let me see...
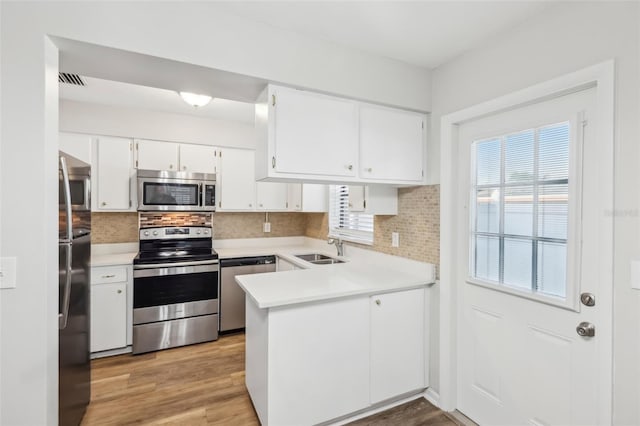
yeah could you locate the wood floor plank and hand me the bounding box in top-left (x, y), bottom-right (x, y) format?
top-left (82, 333), bottom-right (457, 426)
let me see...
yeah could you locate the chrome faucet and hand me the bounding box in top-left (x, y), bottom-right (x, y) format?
top-left (327, 237), bottom-right (344, 257)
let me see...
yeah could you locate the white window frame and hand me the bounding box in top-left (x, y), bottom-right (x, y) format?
top-left (328, 185), bottom-right (374, 245)
top-left (466, 119), bottom-right (582, 311)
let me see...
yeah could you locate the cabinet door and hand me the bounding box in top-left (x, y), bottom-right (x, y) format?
top-left (273, 86), bottom-right (358, 177)
top-left (218, 148), bottom-right (256, 211)
top-left (256, 182), bottom-right (288, 211)
top-left (90, 282), bottom-right (127, 353)
top-left (96, 137), bottom-right (133, 210)
top-left (302, 184), bottom-right (328, 212)
top-left (347, 186), bottom-right (366, 212)
top-left (60, 132), bottom-right (92, 165)
top-left (287, 184), bottom-right (302, 211)
top-left (370, 288), bottom-right (425, 403)
top-left (135, 139), bottom-right (179, 171)
top-left (359, 104), bottom-right (424, 182)
top-left (179, 144), bottom-right (217, 174)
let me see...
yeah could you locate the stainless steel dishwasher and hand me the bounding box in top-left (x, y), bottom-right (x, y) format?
top-left (219, 256), bottom-right (276, 332)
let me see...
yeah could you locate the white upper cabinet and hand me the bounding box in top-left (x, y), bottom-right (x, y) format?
top-left (256, 182), bottom-right (288, 211)
top-left (359, 104), bottom-right (425, 183)
top-left (256, 85), bottom-right (359, 181)
top-left (287, 184), bottom-right (328, 212)
top-left (179, 144), bottom-right (217, 174)
top-left (59, 132), bottom-right (92, 165)
top-left (348, 185), bottom-right (397, 215)
top-left (256, 84), bottom-right (427, 185)
top-left (94, 136), bottom-right (134, 211)
top-left (217, 148), bottom-right (256, 211)
top-left (135, 139), bottom-right (179, 171)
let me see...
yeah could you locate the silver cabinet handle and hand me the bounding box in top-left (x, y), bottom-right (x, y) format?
top-left (259, 204), bottom-right (263, 207)
top-left (101, 201), bottom-right (107, 206)
top-left (375, 299), bottom-right (381, 306)
top-left (169, 164), bottom-right (173, 169)
top-left (117, 289), bottom-right (122, 294)
top-left (365, 167), bottom-right (373, 172)
top-left (102, 274), bottom-right (116, 279)
top-left (183, 165), bottom-right (187, 170)
top-left (346, 164), bottom-right (353, 171)
top-left (249, 203), bottom-right (253, 207)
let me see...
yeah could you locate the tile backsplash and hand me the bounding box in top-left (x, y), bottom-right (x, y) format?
top-left (139, 213), bottom-right (212, 228)
top-left (91, 186), bottom-right (440, 272)
top-left (305, 185), bottom-right (440, 270)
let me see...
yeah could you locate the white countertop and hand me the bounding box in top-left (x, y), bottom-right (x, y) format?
top-left (90, 242), bottom-right (138, 267)
top-left (234, 241), bottom-right (436, 309)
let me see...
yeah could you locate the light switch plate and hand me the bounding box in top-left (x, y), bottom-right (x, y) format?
top-left (0, 257), bottom-right (17, 289)
top-left (391, 232), bottom-right (399, 248)
top-left (630, 260), bottom-right (640, 290)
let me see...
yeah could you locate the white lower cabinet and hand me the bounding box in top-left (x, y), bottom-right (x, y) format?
top-left (90, 265), bottom-right (132, 354)
top-left (245, 287), bottom-right (426, 425)
top-left (370, 288), bottom-right (425, 403)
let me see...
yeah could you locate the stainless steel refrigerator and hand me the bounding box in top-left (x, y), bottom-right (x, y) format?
top-left (59, 152), bottom-right (91, 426)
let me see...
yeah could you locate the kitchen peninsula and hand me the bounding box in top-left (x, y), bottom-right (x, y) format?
top-left (236, 247), bottom-right (435, 425)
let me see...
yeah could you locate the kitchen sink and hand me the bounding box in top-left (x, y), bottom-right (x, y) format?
top-left (294, 253), bottom-right (345, 265)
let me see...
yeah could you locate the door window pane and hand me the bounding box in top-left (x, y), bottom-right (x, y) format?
top-left (470, 122), bottom-right (570, 301)
top-left (504, 186), bottom-right (533, 236)
top-left (476, 139), bottom-right (501, 186)
top-left (476, 188), bottom-right (500, 234)
top-left (537, 241), bottom-right (567, 298)
top-left (505, 130), bottom-right (534, 183)
top-left (474, 236), bottom-right (499, 283)
top-left (503, 239), bottom-right (533, 290)
top-left (538, 184), bottom-right (568, 240)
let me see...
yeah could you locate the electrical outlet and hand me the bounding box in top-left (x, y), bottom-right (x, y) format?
top-left (0, 257), bottom-right (17, 289)
top-left (263, 222), bottom-right (271, 233)
top-left (391, 232), bottom-right (399, 248)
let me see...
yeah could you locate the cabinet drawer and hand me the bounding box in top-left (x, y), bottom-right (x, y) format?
top-left (92, 266), bottom-right (128, 284)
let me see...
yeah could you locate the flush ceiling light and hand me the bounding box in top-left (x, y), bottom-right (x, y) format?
top-left (179, 91), bottom-right (212, 107)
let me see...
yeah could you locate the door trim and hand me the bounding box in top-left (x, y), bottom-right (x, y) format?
top-left (439, 60), bottom-right (614, 424)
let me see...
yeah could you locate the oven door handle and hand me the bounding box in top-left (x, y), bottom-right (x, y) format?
top-left (134, 261), bottom-right (219, 278)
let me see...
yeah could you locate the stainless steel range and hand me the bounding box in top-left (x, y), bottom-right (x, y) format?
top-left (132, 226), bottom-right (219, 354)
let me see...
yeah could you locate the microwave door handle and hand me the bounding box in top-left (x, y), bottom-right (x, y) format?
top-left (59, 156), bottom-right (73, 241)
top-left (199, 183), bottom-right (203, 208)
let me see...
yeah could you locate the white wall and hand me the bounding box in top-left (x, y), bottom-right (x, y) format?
top-left (429, 2), bottom-right (639, 424)
top-left (60, 100), bottom-right (256, 149)
top-left (0, 2), bottom-right (431, 424)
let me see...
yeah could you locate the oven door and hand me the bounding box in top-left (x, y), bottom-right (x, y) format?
top-left (133, 261), bottom-right (219, 325)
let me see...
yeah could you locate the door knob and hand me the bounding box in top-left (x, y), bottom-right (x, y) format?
top-left (576, 322), bottom-right (595, 337)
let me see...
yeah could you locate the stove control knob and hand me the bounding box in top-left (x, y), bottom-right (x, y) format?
top-left (153, 231), bottom-right (158, 236)
top-left (204, 230), bottom-right (209, 234)
top-left (197, 230), bottom-right (201, 235)
top-left (143, 231), bottom-right (149, 237)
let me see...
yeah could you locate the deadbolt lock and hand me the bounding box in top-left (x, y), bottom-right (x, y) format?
top-left (576, 321), bottom-right (596, 337)
top-left (580, 292), bottom-right (596, 307)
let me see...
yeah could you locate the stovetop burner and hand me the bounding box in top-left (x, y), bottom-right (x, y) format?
top-left (133, 226), bottom-right (218, 266)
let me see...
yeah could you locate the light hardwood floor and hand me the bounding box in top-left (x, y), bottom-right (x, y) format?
top-left (82, 333), bottom-right (459, 425)
top-left (82, 333), bottom-right (259, 425)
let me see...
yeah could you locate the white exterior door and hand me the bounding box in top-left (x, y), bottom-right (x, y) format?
top-left (456, 88), bottom-right (608, 425)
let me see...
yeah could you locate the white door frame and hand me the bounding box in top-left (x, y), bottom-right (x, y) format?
top-left (439, 60), bottom-right (615, 423)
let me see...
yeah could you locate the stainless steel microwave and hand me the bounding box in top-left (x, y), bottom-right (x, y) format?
top-left (58, 152), bottom-right (91, 212)
top-left (137, 169), bottom-right (216, 212)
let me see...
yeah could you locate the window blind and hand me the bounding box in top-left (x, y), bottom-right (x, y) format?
top-left (328, 185), bottom-right (374, 244)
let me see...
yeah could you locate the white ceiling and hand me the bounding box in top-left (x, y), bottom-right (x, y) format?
top-left (59, 77), bottom-right (256, 124)
top-left (217, 1), bottom-right (550, 69)
top-left (59, 2), bottom-right (551, 122)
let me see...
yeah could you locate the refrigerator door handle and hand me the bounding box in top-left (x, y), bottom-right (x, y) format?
top-left (59, 243), bottom-right (73, 330)
top-left (59, 156), bottom-right (73, 242)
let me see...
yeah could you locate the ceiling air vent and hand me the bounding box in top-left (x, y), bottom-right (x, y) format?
top-left (58, 73), bottom-right (85, 86)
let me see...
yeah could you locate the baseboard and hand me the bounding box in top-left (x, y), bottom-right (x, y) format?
top-left (424, 387), bottom-right (440, 407)
top-left (325, 389), bottom-right (426, 425)
top-left (90, 346), bottom-right (132, 359)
